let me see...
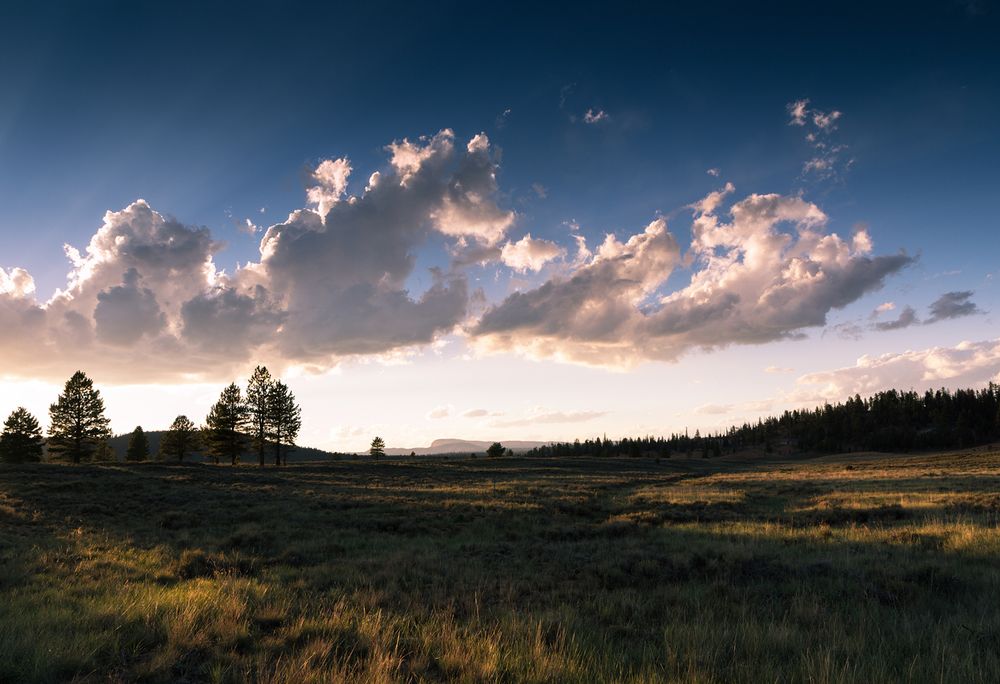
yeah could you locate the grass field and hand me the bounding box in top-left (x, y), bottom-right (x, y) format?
top-left (1, 448), bottom-right (999, 683)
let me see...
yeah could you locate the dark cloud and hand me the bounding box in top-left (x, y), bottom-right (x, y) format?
top-left (873, 305), bottom-right (919, 331)
top-left (926, 291), bottom-right (981, 323)
top-left (93, 268), bottom-right (166, 346)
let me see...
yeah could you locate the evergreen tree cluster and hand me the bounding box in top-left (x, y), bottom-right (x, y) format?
top-left (526, 385), bottom-right (1000, 459)
top-left (0, 365), bottom-right (302, 465)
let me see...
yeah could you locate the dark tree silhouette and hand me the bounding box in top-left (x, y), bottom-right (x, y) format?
top-left (486, 442), bottom-right (505, 458)
top-left (160, 415), bottom-right (199, 463)
top-left (268, 380), bottom-right (302, 466)
top-left (524, 384), bottom-right (1000, 459)
top-left (370, 436), bottom-right (385, 458)
top-left (204, 383), bottom-right (248, 465)
top-left (0, 407), bottom-right (44, 463)
top-left (47, 371), bottom-right (111, 463)
top-left (246, 366), bottom-right (273, 467)
top-left (93, 440), bottom-right (115, 461)
top-left (126, 426), bottom-right (149, 462)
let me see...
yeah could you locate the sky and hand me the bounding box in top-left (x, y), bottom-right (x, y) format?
top-left (1, 1), bottom-right (999, 452)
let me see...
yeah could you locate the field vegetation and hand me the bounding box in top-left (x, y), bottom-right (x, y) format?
top-left (2, 448), bottom-right (999, 682)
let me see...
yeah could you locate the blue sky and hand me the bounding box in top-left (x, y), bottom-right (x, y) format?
top-left (1, 1), bottom-right (998, 449)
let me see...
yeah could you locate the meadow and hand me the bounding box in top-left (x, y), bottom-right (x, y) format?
top-left (1, 448), bottom-right (999, 683)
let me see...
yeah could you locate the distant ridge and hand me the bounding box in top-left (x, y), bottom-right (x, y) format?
top-left (102, 433), bottom-right (548, 460)
top-left (384, 438), bottom-right (549, 456)
top-left (105, 431), bottom-right (337, 462)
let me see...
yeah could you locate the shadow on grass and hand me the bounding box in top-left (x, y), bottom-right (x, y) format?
top-left (1, 456), bottom-right (999, 682)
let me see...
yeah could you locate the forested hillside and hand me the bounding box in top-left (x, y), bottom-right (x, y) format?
top-left (528, 385), bottom-right (1000, 459)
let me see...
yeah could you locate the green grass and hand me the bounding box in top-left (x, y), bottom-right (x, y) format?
top-left (1, 449), bottom-right (999, 682)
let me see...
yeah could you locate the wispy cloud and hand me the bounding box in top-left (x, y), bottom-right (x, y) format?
top-left (787, 98), bottom-right (851, 181)
top-left (491, 409), bottom-right (608, 428)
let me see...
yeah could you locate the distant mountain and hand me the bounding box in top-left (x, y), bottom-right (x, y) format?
top-left (105, 431), bottom-right (338, 463)
top-left (384, 438), bottom-right (549, 456)
top-left (101, 432), bottom-right (548, 461)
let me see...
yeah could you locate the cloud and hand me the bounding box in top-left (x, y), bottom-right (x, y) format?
top-left (795, 338), bottom-right (1000, 401)
top-left (695, 399), bottom-right (774, 416)
top-left (583, 108), bottom-right (609, 124)
top-left (93, 268), bottom-right (166, 346)
top-left (426, 405), bottom-right (451, 419)
top-left (787, 99), bottom-right (851, 181)
top-left (695, 403), bottom-right (732, 415)
top-left (873, 305), bottom-right (918, 331)
top-left (500, 234), bottom-right (565, 273)
top-left (531, 183), bottom-right (547, 199)
top-left (872, 301), bottom-right (895, 317)
top-left (706, 168), bottom-right (720, 177)
top-left (0, 129), bottom-right (516, 382)
top-left (812, 109), bottom-right (842, 132)
top-left (426, 132), bottom-right (516, 245)
top-left (306, 158), bottom-right (352, 216)
top-left (472, 187), bottom-right (913, 367)
top-left (491, 409), bottom-right (608, 428)
top-left (238, 218), bottom-right (260, 235)
top-left (0, 267), bottom-right (35, 297)
top-left (926, 291), bottom-right (982, 324)
top-left (787, 99), bottom-right (810, 126)
top-left (461, 408), bottom-right (489, 418)
top-left (765, 365), bottom-right (794, 374)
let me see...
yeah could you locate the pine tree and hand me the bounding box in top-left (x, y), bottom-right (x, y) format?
top-left (93, 439), bottom-right (115, 461)
top-left (268, 380), bottom-right (302, 466)
top-left (370, 436), bottom-right (385, 458)
top-left (0, 407), bottom-right (44, 463)
top-left (246, 366), bottom-right (273, 466)
top-left (126, 426), bottom-right (149, 461)
top-left (204, 383), bottom-right (248, 465)
top-left (160, 415), bottom-right (199, 463)
top-left (486, 442), bottom-right (505, 458)
top-left (47, 371), bottom-right (111, 463)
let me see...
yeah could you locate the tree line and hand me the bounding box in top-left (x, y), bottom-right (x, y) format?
top-left (525, 384), bottom-right (1000, 459)
top-left (0, 366), bottom-right (301, 465)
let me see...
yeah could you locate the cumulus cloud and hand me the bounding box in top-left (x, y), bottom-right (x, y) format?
top-left (0, 267), bottom-right (35, 297)
top-left (0, 129), bottom-right (516, 381)
top-left (926, 291), bottom-right (981, 324)
top-left (500, 234), bottom-right (565, 273)
top-left (472, 187), bottom-right (913, 367)
top-left (93, 268), bottom-right (166, 346)
top-left (306, 158), bottom-right (352, 216)
top-left (795, 338), bottom-right (1000, 401)
top-left (425, 132), bottom-right (516, 245)
top-left (0, 127), bottom-right (926, 384)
